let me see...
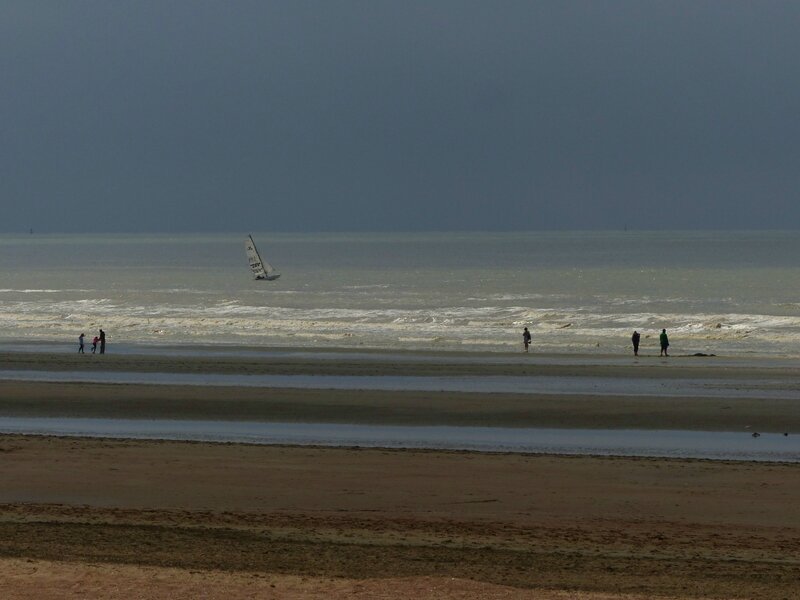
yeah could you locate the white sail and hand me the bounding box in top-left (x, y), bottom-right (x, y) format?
top-left (245, 235), bottom-right (280, 280)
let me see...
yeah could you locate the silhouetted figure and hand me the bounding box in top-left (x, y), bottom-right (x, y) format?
top-left (659, 329), bottom-right (669, 357)
top-left (91, 336), bottom-right (98, 354)
top-left (99, 328), bottom-right (106, 354)
top-left (631, 331), bottom-right (640, 356)
top-left (522, 327), bottom-right (532, 353)
top-left (78, 333), bottom-right (85, 354)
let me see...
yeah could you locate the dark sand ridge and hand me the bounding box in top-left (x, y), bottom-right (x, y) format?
top-left (1, 381), bottom-right (800, 432)
top-left (0, 436), bottom-right (798, 599)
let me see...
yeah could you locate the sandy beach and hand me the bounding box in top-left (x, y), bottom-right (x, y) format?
top-left (0, 350), bottom-right (798, 598)
top-left (7, 0), bottom-right (800, 594)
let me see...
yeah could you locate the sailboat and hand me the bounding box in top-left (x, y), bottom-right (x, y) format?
top-left (245, 234), bottom-right (281, 281)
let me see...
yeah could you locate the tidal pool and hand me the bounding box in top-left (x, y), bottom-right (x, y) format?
top-left (0, 417), bottom-right (796, 462)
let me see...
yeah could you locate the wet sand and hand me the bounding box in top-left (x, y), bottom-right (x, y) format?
top-left (0, 349), bottom-right (798, 598)
top-left (3, 349), bottom-right (800, 381)
top-left (1, 349), bottom-right (800, 431)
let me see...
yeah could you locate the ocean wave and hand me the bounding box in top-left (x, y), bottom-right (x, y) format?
top-left (5, 301), bottom-right (800, 330)
top-left (776, 303), bottom-right (800, 311)
top-left (470, 293), bottom-right (558, 302)
top-left (4, 298), bottom-right (800, 356)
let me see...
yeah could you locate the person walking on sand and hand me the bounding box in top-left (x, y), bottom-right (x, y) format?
top-left (659, 328), bottom-right (669, 357)
top-left (91, 335), bottom-right (98, 354)
top-left (78, 333), bottom-right (85, 354)
top-left (99, 328), bottom-right (106, 354)
top-left (522, 327), bottom-right (532, 353)
top-left (631, 330), bottom-right (640, 356)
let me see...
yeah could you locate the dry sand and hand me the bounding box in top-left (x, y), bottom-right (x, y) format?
top-left (0, 436), bottom-right (798, 599)
top-left (0, 350), bottom-right (798, 598)
top-left (0, 558), bottom-right (694, 600)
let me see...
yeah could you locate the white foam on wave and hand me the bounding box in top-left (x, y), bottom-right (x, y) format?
top-left (4, 291), bottom-right (800, 355)
top-left (471, 293), bottom-right (559, 302)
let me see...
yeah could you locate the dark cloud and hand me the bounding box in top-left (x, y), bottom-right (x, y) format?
top-left (2, 1), bottom-right (799, 232)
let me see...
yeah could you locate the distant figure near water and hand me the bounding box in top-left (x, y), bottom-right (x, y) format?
top-left (631, 331), bottom-right (640, 356)
top-left (91, 336), bottom-right (98, 354)
top-left (78, 333), bottom-right (85, 354)
top-left (99, 328), bottom-right (106, 354)
top-left (659, 329), bottom-right (669, 357)
top-left (522, 327), bottom-right (532, 353)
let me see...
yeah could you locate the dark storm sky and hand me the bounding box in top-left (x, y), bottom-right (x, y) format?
top-left (2, 1), bottom-right (799, 232)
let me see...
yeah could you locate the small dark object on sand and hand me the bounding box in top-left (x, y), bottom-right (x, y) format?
top-left (752, 432), bottom-right (760, 438)
top-left (692, 353), bottom-right (716, 357)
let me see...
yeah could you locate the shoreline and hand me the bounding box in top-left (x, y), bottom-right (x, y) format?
top-left (4, 335), bottom-right (800, 363)
top-left (2, 348), bottom-right (800, 379)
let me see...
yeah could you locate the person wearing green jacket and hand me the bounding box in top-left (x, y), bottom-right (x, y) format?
top-left (659, 329), bottom-right (670, 357)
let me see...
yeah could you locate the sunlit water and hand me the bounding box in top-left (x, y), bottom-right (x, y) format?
top-left (0, 369), bottom-right (797, 400)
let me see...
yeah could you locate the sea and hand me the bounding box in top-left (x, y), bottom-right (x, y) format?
top-left (1, 230), bottom-right (799, 357)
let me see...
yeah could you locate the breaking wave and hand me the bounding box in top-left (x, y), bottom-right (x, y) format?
top-left (3, 298), bottom-right (800, 356)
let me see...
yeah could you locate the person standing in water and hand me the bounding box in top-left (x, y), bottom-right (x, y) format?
top-left (78, 333), bottom-right (85, 354)
top-left (99, 328), bottom-right (106, 354)
top-left (659, 328), bottom-right (669, 357)
top-left (631, 330), bottom-right (640, 356)
top-left (522, 327), bottom-right (532, 352)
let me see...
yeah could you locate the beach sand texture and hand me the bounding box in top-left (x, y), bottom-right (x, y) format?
top-left (0, 351), bottom-right (798, 598)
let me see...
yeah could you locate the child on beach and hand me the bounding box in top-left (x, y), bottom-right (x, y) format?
top-left (522, 327), bottom-right (532, 352)
top-left (78, 333), bottom-right (85, 354)
top-left (91, 336), bottom-right (99, 354)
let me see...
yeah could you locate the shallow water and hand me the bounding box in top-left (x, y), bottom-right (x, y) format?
top-left (0, 417), bottom-right (795, 462)
top-left (0, 368), bottom-right (797, 399)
